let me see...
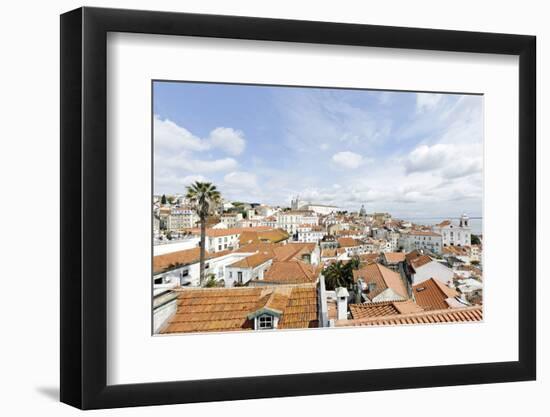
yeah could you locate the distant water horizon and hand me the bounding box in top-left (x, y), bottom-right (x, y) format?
top-left (399, 216), bottom-right (483, 235)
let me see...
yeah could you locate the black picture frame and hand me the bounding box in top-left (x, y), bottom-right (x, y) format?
top-left (60, 6), bottom-right (536, 410)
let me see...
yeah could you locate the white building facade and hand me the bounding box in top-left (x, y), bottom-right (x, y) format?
top-left (166, 207), bottom-right (199, 231)
top-left (410, 261), bottom-right (455, 286)
top-left (276, 210), bottom-right (318, 235)
top-left (296, 225), bottom-right (327, 243)
top-left (399, 231), bottom-right (443, 254)
top-left (432, 214), bottom-right (472, 247)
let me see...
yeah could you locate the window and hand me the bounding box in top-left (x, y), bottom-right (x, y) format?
top-left (258, 314), bottom-right (274, 330)
top-left (238, 271), bottom-right (243, 283)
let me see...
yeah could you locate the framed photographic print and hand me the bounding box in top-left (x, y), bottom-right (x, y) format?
top-left (60, 6), bottom-right (536, 410)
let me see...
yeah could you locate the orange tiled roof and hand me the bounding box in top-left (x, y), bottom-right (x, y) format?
top-left (237, 242), bottom-right (316, 263)
top-left (442, 246), bottom-right (470, 256)
top-left (413, 278), bottom-right (459, 310)
top-left (383, 252), bottom-right (406, 264)
top-left (338, 237), bottom-right (361, 248)
top-left (239, 228), bottom-right (289, 245)
top-left (262, 260), bottom-right (320, 284)
top-left (153, 248), bottom-right (230, 274)
top-left (350, 300), bottom-right (423, 319)
top-left (336, 305), bottom-right (483, 327)
top-left (405, 249), bottom-right (423, 262)
top-left (161, 284), bottom-right (318, 333)
top-left (358, 253), bottom-right (381, 264)
top-left (352, 263), bottom-right (408, 300)
top-left (410, 255), bottom-right (433, 270)
top-left (228, 252), bottom-right (273, 269)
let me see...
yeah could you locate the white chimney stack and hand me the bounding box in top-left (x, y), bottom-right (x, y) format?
top-left (335, 287), bottom-right (349, 320)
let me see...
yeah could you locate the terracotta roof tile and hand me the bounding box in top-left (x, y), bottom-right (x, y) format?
top-left (358, 253), bottom-right (381, 263)
top-left (237, 242), bottom-right (317, 263)
top-left (153, 248), bottom-right (230, 274)
top-left (405, 249), bottom-right (424, 262)
top-left (338, 237), bottom-right (362, 247)
top-left (413, 278), bottom-right (459, 310)
top-left (262, 260), bottom-right (320, 284)
top-left (337, 305), bottom-right (482, 327)
top-left (228, 252), bottom-right (273, 269)
top-left (410, 255), bottom-right (433, 270)
top-left (352, 263), bottom-right (408, 300)
top-left (350, 300), bottom-right (423, 319)
top-left (161, 284), bottom-right (318, 334)
top-left (239, 228), bottom-right (289, 245)
top-left (383, 252), bottom-right (406, 264)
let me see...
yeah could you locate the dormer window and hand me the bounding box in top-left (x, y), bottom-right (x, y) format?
top-left (258, 314), bottom-right (274, 330)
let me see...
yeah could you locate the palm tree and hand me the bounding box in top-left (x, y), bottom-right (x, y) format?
top-left (185, 181), bottom-right (221, 286)
top-left (323, 258), bottom-right (361, 290)
top-left (323, 261), bottom-right (350, 290)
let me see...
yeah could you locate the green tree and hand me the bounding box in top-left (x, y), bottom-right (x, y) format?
top-left (471, 234), bottom-right (481, 245)
top-left (204, 274), bottom-right (218, 288)
top-left (161, 194), bottom-right (167, 205)
top-left (323, 260), bottom-right (360, 291)
top-left (186, 182), bottom-right (221, 286)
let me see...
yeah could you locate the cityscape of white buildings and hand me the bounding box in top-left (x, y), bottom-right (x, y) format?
top-left (152, 193), bottom-right (483, 334)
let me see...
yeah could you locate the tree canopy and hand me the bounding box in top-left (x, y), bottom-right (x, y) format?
top-left (185, 182), bottom-right (221, 220)
top-left (323, 257), bottom-right (361, 291)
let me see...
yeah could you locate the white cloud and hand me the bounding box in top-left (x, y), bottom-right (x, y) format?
top-left (275, 89), bottom-right (392, 153)
top-left (404, 143), bottom-right (482, 179)
top-left (154, 116), bottom-right (209, 153)
top-left (416, 93), bottom-right (443, 113)
top-left (155, 116), bottom-right (247, 156)
top-left (224, 171), bottom-right (258, 189)
top-left (441, 159), bottom-right (483, 179)
top-left (332, 151), bottom-right (364, 169)
top-left (181, 175), bottom-right (207, 185)
top-left (208, 127), bottom-right (246, 156)
top-left (404, 144), bottom-right (451, 173)
top-left (185, 158), bottom-right (239, 173)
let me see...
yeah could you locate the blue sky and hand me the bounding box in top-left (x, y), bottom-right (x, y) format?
top-left (153, 81), bottom-right (483, 218)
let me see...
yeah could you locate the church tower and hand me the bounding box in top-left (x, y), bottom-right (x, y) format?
top-left (460, 213), bottom-right (469, 228)
top-left (291, 195), bottom-right (300, 211)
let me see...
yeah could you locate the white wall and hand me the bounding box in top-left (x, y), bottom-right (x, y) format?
top-left (412, 262), bottom-right (455, 286)
top-left (0, 1), bottom-right (547, 417)
top-left (225, 259), bottom-right (272, 286)
top-left (153, 238), bottom-right (200, 256)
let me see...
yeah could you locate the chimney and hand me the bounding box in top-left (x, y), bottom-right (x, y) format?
top-left (335, 287), bottom-right (349, 320)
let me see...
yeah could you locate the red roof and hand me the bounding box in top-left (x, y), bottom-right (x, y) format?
top-left (337, 306), bottom-right (483, 327)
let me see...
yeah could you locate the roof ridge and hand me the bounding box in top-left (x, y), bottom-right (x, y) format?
top-left (343, 305), bottom-right (482, 324)
top-left (431, 277), bottom-right (458, 298)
